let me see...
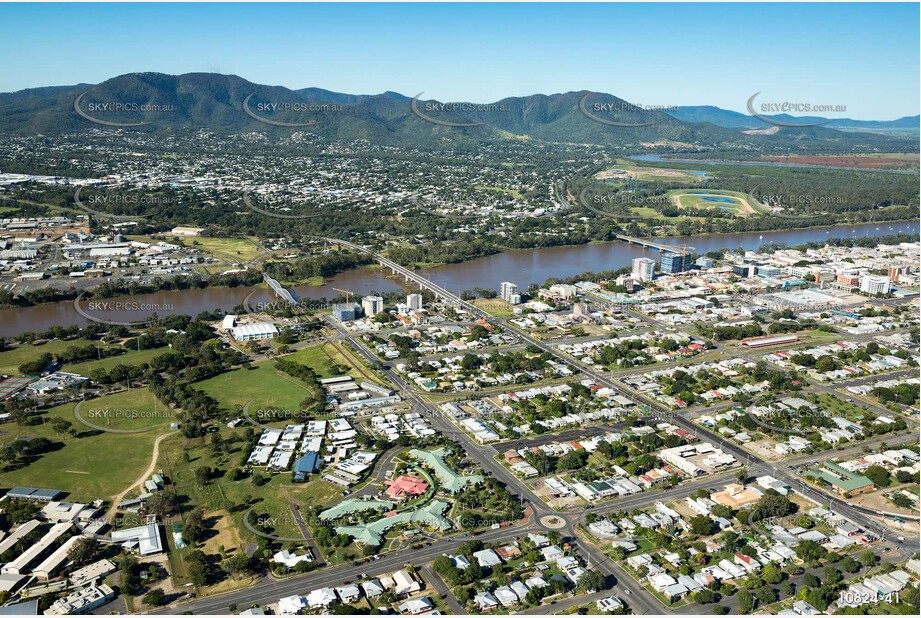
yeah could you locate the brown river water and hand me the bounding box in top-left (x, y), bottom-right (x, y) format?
top-left (1, 220), bottom-right (916, 338)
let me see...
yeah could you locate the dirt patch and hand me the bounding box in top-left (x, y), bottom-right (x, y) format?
top-left (201, 509), bottom-right (244, 556)
top-left (739, 438), bottom-right (787, 462)
top-left (849, 485), bottom-right (919, 516)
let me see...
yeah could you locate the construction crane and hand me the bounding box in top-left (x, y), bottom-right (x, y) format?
top-left (333, 287), bottom-right (355, 303)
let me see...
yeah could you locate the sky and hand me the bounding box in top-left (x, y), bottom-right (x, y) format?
top-left (1, 2), bottom-right (918, 120)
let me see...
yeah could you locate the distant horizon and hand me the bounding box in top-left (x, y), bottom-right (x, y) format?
top-left (0, 3), bottom-right (918, 120)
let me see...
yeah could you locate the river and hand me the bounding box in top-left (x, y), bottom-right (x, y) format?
top-left (1, 220), bottom-right (917, 338)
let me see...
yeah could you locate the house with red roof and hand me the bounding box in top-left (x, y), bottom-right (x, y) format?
top-left (384, 475), bottom-right (429, 499)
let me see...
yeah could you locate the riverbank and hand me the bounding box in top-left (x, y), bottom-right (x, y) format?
top-left (1, 219), bottom-right (917, 338)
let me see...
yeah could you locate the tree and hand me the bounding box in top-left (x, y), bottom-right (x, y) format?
top-left (224, 552), bottom-right (254, 576)
top-left (752, 492), bottom-right (792, 521)
top-left (795, 540), bottom-right (827, 564)
top-left (556, 450), bottom-right (587, 472)
top-left (755, 586), bottom-right (778, 604)
top-left (143, 589), bottom-right (167, 606)
top-left (737, 589), bottom-right (755, 613)
top-left (761, 562), bottom-right (783, 584)
top-left (840, 556), bottom-right (860, 573)
top-left (183, 507), bottom-right (207, 545)
top-left (863, 465), bottom-right (891, 488)
top-left (859, 550), bottom-right (878, 568)
top-left (577, 570), bottom-right (605, 593)
top-left (694, 589), bottom-right (718, 604)
top-left (146, 492), bottom-right (177, 517)
top-left (737, 467), bottom-right (748, 484)
top-left (689, 515), bottom-right (715, 536)
top-left (194, 466), bottom-right (213, 485)
top-left (50, 417), bottom-right (75, 438)
top-left (68, 537), bottom-right (96, 565)
top-left (823, 566), bottom-right (842, 585)
top-left (901, 584), bottom-right (919, 610)
top-left (185, 550), bottom-right (211, 588)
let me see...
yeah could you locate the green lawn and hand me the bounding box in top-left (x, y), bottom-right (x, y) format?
top-left (76, 388), bottom-right (175, 432)
top-left (0, 339), bottom-right (92, 375)
top-left (0, 393), bottom-right (166, 502)
top-left (284, 342), bottom-right (375, 382)
top-left (282, 344), bottom-right (345, 379)
top-left (791, 329), bottom-right (842, 347)
top-left (470, 298), bottom-right (517, 318)
top-left (670, 189), bottom-right (754, 216)
top-left (66, 346), bottom-right (167, 376)
top-left (0, 340), bottom-right (166, 377)
top-left (475, 185), bottom-right (523, 199)
top-left (813, 392), bottom-right (873, 423)
top-left (183, 237), bottom-right (263, 262)
top-left (194, 362), bottom-right (318, 412)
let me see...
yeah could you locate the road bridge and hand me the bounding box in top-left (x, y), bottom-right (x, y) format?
top-left (615, 234), bottom-right (694, 252)
top-left (263, 273), bottom-right (297, 304)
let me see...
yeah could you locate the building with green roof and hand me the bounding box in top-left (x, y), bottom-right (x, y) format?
top-left (805, 462), bottom-right (874, 498)
top-left (408, 448), bottom-right (484, 493)
top-left (318, 498), bottom-right (395, 521)
top-left (335, 500), bottom-right (453, 546)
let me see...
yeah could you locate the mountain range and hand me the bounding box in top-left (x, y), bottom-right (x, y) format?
top-left (668, 105), bottom-right (919, 132)
top-left (0, 72), bottom-right (915, 151)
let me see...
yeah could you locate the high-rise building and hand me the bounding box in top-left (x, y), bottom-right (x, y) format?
top-left (361, 295), bottom-right (384, 316)
top-left (406, 293), bottom-right (423, 310)
top-left (889, 264), bottom-right (910, 281)
top-left (660, 252), bottom-right (692, 275)
top-left (631, 257), bottom-right (656, 282)
top-left (859, 275), bottom-right (891, 295)
top-left (500, 282), bottom-right (520, 304)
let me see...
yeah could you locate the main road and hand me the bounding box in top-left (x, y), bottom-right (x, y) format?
top-left (163, 238), bottom-right (914, 614)
top-left (329, 237), bottom-right (918, 552)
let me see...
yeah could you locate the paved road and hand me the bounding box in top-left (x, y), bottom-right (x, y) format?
top-left (162, 242), bottom-right (918, 614)
top-left (420, 564), bottom-right (465, 614)
top-left (325, 239), bottom-right (920, 589)
top-left (158, 524), bottom-right (532, 614)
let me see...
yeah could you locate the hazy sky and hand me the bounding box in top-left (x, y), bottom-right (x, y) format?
top-left (1, 2), bottom-right (918, 119)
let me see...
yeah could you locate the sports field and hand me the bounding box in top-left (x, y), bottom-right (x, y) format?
top-left (0, 390), bottom-right (166, 502)
top-left (0, 339), bottom-right (168, 376)
top-left (0, 339), bottom-right (91, 375)
top-left (194, 361), bottom-right (319, 412)
top-left (183, 236), bottom-right (263, 262)
top-left (75, 387), bottom-right (174, 432)
top-left (671, 189), bottom-right (757, 216)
